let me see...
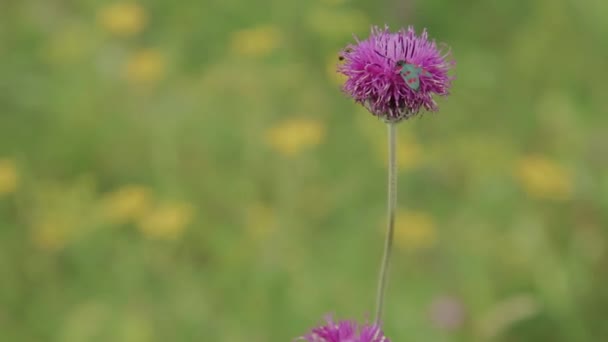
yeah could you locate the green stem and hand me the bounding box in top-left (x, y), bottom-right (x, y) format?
top-left (374, 122), bottom-right (397, 326)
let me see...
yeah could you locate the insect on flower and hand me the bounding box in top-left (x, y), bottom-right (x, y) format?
top-left (373, 50), bottom-right (431, 92)
top-left (337, 26), bottom-right (454, 122)
top-left (338, 48), bottom-right (352, 62)
top-left (396, 60), bottom-right (432, 91)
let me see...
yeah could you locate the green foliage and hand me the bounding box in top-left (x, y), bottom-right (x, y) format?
top-left (1, 0), bottom-right (608, 341)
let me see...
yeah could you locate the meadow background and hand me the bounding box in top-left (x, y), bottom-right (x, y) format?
top-left (1, 0), bottom-right (607, 341)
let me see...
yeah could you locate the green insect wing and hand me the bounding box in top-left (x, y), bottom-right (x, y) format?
top-left (399, 63), bottom-right (429, 91)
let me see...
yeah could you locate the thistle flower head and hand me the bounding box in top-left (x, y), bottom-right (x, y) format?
top-left (297, 317), bottom-right (389, 342)
top-left (338, 25), bottom-right (454, 122)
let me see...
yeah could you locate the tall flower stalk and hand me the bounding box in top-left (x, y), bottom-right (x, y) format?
top-left (296, 25), bottom-right (454, 341)
top-left (374, 122), bottom-right (398, 325)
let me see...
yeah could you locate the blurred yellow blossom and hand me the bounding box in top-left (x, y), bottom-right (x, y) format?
top-left (231, 25), bottom-right (282, 58)
top-left (515, 155), bottom-right (572, 200)
top-left (0, 159), bottom-right (18, 195)
top-left (393, 210), bottom-right (437, 251)
top-left (265, 118), bottom-right (325, 157)
top-left (326, 54), bottom-right (347, 85)
top-left (98, 3), bottom-right (147, 37)
top-left (28, 177), bottom-right (98, 251)
top-left (137, 201), bottom-right (194, 240)
top-left (245, 203), bottom-right (277, 241)
top-left (125, 49), bottom-right (166, 85)
top-left (31, 221), bottom-right (71, 252)
top-left (101, 185), bottom-right (152, 224)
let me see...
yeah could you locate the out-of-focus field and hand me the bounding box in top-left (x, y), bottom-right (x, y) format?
top-left (1, 0), bottom-right (607, 341)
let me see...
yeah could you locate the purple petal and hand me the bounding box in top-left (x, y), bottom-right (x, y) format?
top-left (338, 25), bottom-right (455, 122)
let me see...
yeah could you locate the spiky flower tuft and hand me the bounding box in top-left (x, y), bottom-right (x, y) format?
top-left (338, 25), bottom-right (454, 122)
top-left (297, 317), bottom-right (390, 342)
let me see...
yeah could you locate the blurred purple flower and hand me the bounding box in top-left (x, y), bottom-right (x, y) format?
top-left (338, 25), bottom-right (454, 122)
top-left (428, 295), bottom-right (466, 331)
top-left (297, 317), bottom-right (389, 342)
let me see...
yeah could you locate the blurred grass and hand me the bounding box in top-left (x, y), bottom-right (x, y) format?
top-left (1, 0), bottom-right (608, 341)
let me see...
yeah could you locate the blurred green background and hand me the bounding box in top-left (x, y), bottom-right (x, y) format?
top-left (1, 0), bottom-right (607, 341)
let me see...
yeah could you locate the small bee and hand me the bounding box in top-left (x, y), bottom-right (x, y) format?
top-left (338, 48), bottom-right (353, 61)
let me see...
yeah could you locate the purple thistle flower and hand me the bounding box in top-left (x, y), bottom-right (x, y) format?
top-left (297, 317), bottom-right (390, 342)
top-left (338, 25), bottom-right (455, 122)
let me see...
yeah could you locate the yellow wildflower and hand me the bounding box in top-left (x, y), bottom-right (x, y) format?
top-left (516, 155), bottom-right (572, 200)
top-left (98, 3), bottom-right (147, 37)
top-left (137, 201), bottom-right (194, 240)
top-left (230, 25), bottom-right (282, 58)
top-left (245, 203), bottom-right (277, 241)
top-left (101, 185), bottom-right (152, 224)
top-left (393, 210), bottom-right (437, 251)
top-left (31, 221), bottom-right (70, 252)
top-left (0, 159), bottom-right (18, 195)
top-left (265, 118), bottom-right (325, 157)
top-left (27, 177), bottom-right (98, 251)
top-left (125, 49), bottom-right (166, 85)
